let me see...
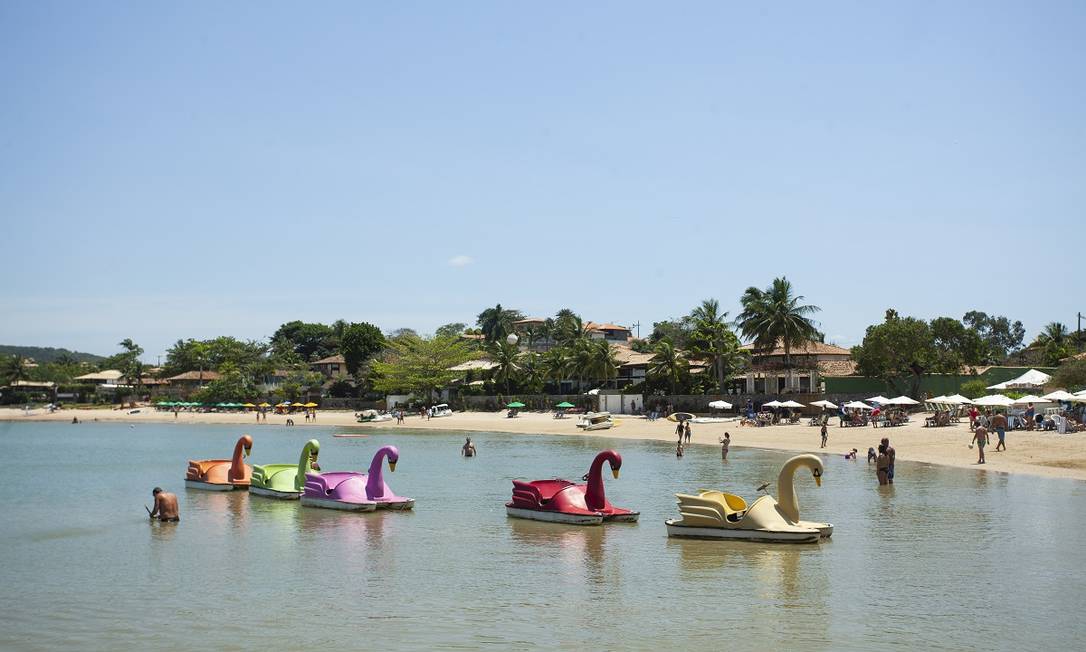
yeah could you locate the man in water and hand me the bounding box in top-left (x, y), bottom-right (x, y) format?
top-left (880, 437), bottom-right (896, 484)
top-left (719, 432), bottom-right (730, 460)
top-left (462, 437), bottom-right (477, 457)
top-left (149, 487), bottom-right (179, 522)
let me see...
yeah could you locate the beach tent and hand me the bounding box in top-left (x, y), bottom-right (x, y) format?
top-left (888, 396), bottom-right (920, 406)
top-left (1041, 390), bottom-right (1076, 401)
top-left (708, 400), bottom-right (733, 410)
top-left (843, 401), bottom-right (873, 410)
top-left (987, 369), bottom-right (1052, 390)
top-left (972, 394), bottom-right (1015, 407)
top-left (866, 396), bottom-right (891, 404)
top-left (780, 400), bottom-right (805, 408)
top-left (810, 399), bottom-right (838, 409)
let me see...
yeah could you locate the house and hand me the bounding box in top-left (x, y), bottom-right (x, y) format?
top-left (74, 370), bottom-right (125, 386)
top-left (310, 355), bottom-right (347, 379)
top-left (586, 322), bottom-right (634, 344)
top-left (165, 370), bottom-right (221, 397)
top-left (612, 344), bottom-right (653, 389)
top-left (1, 380), bottom-right (57, 401)
top-left (736, 340), bottom-right (854, 394)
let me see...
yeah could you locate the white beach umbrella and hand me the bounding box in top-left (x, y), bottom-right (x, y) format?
top-left (945, 394), bottom-right (973, 404)
top-left (866, 395), bottom-right (892, 404)
top-left (1067, 394), bottom-right (1086, 403)
top-left (762, 400), bottom-right (783, 408)
top-left (708, 400), bottom-right (732, 410)
top-left (1011, 395), bottom-right (1049, 405)
top-left (844, 401), bottom-right (873, 410)
top-left (988, 369), bottom-right (1052, 390)
top-left (927, 395), bottom-right (954, 405)
top-left (888, 395), bottom-right (920, 405)
top-left (1042, 390), bottom-right (1076, 401)
top-left (1075, 389), bottom-right (1086, 396)
top-left (810, 399), bottom-right (838, 409)
top-left (780, 400), bottom-right (806, 408)
top-left (972, 394), bottom-right (1015, 407)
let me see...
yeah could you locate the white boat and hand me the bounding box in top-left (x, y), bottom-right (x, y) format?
top-left (665, 520), bottom-right (821, 543)
top-left (505, 506), bottom-right (604, 525)
top-left (356, 409), bottom-right (393, 423)
top-left (576, 412), bottom-right (615, 431)
top-left (430, 404), bottom-right (454, 418)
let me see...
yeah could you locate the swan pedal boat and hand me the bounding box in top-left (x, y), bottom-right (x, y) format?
top-left (666, 454), bottom-right (833, 544)
top-left (185, 435), bottom-right (253, 491)
top-left (506, 450), bottom-right (638, 526)
top-left (249, 439), bottom-right (320, 500)
top-left (301, 445), bottom-right (414, 511)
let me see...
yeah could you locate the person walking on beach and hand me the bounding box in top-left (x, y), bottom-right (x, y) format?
top-left (820, 423), bottom-right (828, 449)
top-left (969, 406), bottom-right (978, 430)
top-left (881, 437), bottom-right (896, 484)
top-left (972, 425), bottom-right (989, 464)
top-left (1025, 403), bottom-right (1035, 431)
top-left (684, 421), bottom-right (692, 444)
top-left (149, 487), bottom-right (180, 522)
top-left (461, 437), bottom-right (476, 457)
top-left (676, 421), bottom-right (685, 443)
top-left (719, 432), bottom-right (730, 460)
top-left (991, 411), bottom-right (1007, 451)
top-left (875, 445), bottom-right (890, 485)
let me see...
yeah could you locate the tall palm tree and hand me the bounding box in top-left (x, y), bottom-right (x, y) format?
top-left (588, 340), bottom-right (619, 388)
top-left (688, 298), bottom-right (745, 393)
top-left (543, 347), bottom-right (569, 393)
top-left (568, 339), bottom-right (597, 392)
top-left (648, 340), bottom-right (687, 395)
top-left (1037, 322), bottom-right (1069, 346)
top-left (1, 355), bottom-right (29, 385)
top-left (736, 277), bottom-right (821, 367)
top-left (519, 352), bottom-right (546, 394)
top-left (488, 340), bottom-right (522, 395)
top-left (476, 304), bottom-right (524, 343)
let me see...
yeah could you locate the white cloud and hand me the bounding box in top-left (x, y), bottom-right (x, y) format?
top-left (448, 255), bottom-right (474, 268)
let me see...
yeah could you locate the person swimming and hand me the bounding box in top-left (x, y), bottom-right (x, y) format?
top-left (462, 437), bottom-right (476, 457)
top-left (149, 487), bottom-right (180, 522)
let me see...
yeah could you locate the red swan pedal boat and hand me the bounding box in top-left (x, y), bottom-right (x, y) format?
top-left (506, 450), bottom-right (639, 525)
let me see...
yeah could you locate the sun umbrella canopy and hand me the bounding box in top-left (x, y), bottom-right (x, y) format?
top-left (888, 396), bottom-right (920, 405)
top-left (506, 401), bottom-right (526, 408)
top-left (780, 400), bottom-right (805, 408)
top-left (555, 401), bottom-right (575, 408)
top-left (927, 395), bottom-right (951, 404)
top-left (866, 396), bottom-right (891, 404)
top-left (1011, 395), bottom-right (1049, 405)
top-left (973, 394), bottom-right (1015, 407)
top-left (242, 403), bottom-right (256, 407)
top-left (762, 400), bottom-right (783, 408)
top-left (945, 394), bottom-right (973, 404)
top-left (304, 402), bottom-right (318, 407)
top-left (708, 400), bottom-right (732, 409)
top-left (667, 412), bottom-right (695, 422)
top-left (258, 402), bottom-right (271, 407)
top-left (843, 401), bottom-right (873, 410)
top-left (810, 399), bottom-right (838, 409)
top-left (1042, 390), bottom-right (1076, 401)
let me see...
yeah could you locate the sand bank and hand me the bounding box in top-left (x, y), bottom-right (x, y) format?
top-left (3, 407), bottom-right (1084, 482)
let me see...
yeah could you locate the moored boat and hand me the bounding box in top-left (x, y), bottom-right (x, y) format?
top-left (506, 450), bottom-right (638, 525)
top-left (249, 439), bottom-right (320, 500)
top-left (185, 435), bottom-right (253, 491)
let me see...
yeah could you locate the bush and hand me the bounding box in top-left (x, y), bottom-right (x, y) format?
top-left (1052, 359), bottom-right (1086, 390)
top-left (959, 379), bottom-right (989, 399)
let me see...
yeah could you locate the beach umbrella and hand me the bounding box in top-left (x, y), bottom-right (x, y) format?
top-left (1076, 389), bottom-right (1086, 396)
top-left (506, 401), bottom-right (526, 408)
top-left (1011, 395), bottom-right (1049, 405)
top-left (762, 400), bottom-right (783, 408)
top-left (304, 402), bottom-right (318, 407)
top-left (926, 395), bottom-right (950, 404)
top-left (888, 396), bottom-right (920, 406)
top-left (987, 369), bottom-right (1052, 391)
top-left (1042, 390), bottom-right (1076, 401)
top-left (946, 394), bottom-right (973, 404)
top-left (242, 403), bottom-right (256, 408)
top-left (666, 412), bottom-right (695, 422)
top-left (866, 396), bottom-right (891, 405)
top-left (779, 400), bottom-right (805, 408)
top-left (972, 394), bottom-right (1015, 407)
top-left (810, 399), bottom-right (838, 409)
top-left (258, 402), bottom-right (271, 407)
top-left (843, 401), bottom-right (873, 410)
top-left (556, 401), bottom-right (575, 408)
top-left (708, 400), bottom-right (732, 410)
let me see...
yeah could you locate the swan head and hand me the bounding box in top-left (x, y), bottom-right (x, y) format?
top-left (812, 465), bottom-right (823, 487)
top-left (383, 445), bottom-right (400, 472)
top-left (240, 434), bottom-right (253, 457)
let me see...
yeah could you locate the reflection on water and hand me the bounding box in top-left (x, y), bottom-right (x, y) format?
top-left (0, 422), bottom-right (1084, 651)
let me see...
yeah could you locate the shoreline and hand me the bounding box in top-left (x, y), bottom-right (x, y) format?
top-left (3, 407), bottom-right (1085, 482)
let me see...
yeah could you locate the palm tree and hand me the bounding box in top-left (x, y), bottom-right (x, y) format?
top-left (543, 347), bottom-right (569, 393)
top-left (476, 304), bottom-right (524, 343)
top-left (688, 298), bottom-right (746, 393)
top-left (648, 340), bottom-right (687, 395)
top-left (736, 277), bottom-right (821, 367)
top-left (568, 339), bottom-right (597, 392)
top-left (1037, 322), bottom-right (1069, 346)
top-left (587, 340), bottom-right (619, 388)
top-left (489, 340), bottom-right (522, 395)
top-left (1, 355), bottom-right (29, 385)
top-left (519, 352), bottom-right (546, 394)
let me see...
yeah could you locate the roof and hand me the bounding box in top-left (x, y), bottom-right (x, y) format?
top-left (1062, 351), bottom-right (1086, 362)
top-left (311, 354), bottom-right (346, 365)
top-left (610, 344), bottom-right (653, 367)
top-left (74, 370), bottom-right (124, 381)
top-left (586, 322), bottom-right (631, 332)
top-left (448, 359), bottom-right (499, 371)
top-left (6, 380), bottom-right (56, 388)
top-left (166, 370), bottom-right (222, 381)
top-left (512, 318), bottom-right (546, 325)
top-left (740, 339), bottom-right (852, 356)
top-left (817, 360), bottom-right (858, 377)
top-left (137, 377), bottom-right (170, 385)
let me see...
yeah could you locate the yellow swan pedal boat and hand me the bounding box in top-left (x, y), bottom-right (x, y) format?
top-left (665, 454), bottom-right (833, 544)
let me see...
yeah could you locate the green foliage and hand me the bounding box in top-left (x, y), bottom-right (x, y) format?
top-left (851, 311), bottom-right (935, 397)
top-left (339, 322), bottom-right (386, 375)
top-left (435, 323), bottom-right (467, 339)
top-left (648, 339), bottom-right (688, 395)
top-left (272, 321), bottom-right (337, 361)
top-left (326, 378), bottom-right (358, 398)
top-left (930, 317), bottom-right (986, 373)
top-left (687, 298), bottom-right (748, 393)
top-left (1052, 359), bottom-right (1086, 391)
top-left (193, 363), bottom-right (253, 403)
top-left (0, 345), bottom-right (103, 364)
top-left (736, 277), bottom-right (821, 365)
top-left (1, 354), bottom-right (28, 385)
top-left (962, 311), bottom-right (1025, 362)
top-left (959, 379), bottom-right (989, 399)
top-left (488, 340), bottom-right (522, 394)
top-left (649, 319), bottom-right (692, 350)
top-left (371, 335), bottom-right (476, 398)
top-left (476, 304), bottom-right (524, 342)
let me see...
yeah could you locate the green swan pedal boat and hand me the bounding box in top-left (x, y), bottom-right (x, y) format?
top-left (249, 439), bottom-right (321, 500)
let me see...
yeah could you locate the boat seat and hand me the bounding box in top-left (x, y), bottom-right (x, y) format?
top-left (675, 491), bottom-right (748, 526)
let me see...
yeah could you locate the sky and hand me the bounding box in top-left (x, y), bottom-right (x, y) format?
top-left (1, 1), bottom-right (1084, 362)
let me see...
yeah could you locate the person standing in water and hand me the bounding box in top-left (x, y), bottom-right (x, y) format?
top-left (719, 432), bottom-right (730, 460)
top-left (875, 445), bottom-right (890, 485)
top-left (461, 437), bottom-right (477, 457)
top-left (675, 420), bottom-right (684, 443)
top-left (820, 423), bottom-right (828, 449)
top-left (684, 421), bottom-right (692, 444)
top-left (881, 437), bottom-right (896, 484)
top-left (149, 487), bottom-right (179, 522)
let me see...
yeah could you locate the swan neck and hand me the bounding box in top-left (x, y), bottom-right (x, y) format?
top-left (777, 459), bottom-right (801, 522)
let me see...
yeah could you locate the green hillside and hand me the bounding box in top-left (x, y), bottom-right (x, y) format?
top-left (0, 345), bottom-right (104, 364)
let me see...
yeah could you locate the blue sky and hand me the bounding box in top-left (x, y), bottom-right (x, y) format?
top-left (2, 1), bottom-right (1083, 361)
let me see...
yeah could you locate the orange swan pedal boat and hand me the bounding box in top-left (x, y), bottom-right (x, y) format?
top-left (506, 450), bottom-right (639, 526)
top-left (185, 434), bottom-right (253, 491)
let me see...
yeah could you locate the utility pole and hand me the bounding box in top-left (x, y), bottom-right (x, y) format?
top-left (631, 321), bottom-right (641, 339)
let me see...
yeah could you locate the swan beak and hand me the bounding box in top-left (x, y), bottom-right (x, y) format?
top-left (244, 447), bottom-right (251, 458)
top-left (612, 469), bottom-right (620, 479)
top-left (815, 475), bottom-right (822, 487)
top-left (389, 461), bottom-right (397, 472)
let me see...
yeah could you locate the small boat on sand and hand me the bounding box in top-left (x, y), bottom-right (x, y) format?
top-left (576, 412), bottom-right (615, 431)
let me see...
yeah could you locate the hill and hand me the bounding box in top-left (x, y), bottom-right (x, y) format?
top-left (0, 345), bottom-right (105, 364)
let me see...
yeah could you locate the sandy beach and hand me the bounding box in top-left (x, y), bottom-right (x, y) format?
top-left (3, 407), bottom-right (1084, 482)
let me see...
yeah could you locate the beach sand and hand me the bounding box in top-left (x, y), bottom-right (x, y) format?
top-left (3, 407), bottom-right (1085, 481)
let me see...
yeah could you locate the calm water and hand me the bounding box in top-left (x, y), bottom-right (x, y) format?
top-left (1, 421), bottom-right (1084, 651)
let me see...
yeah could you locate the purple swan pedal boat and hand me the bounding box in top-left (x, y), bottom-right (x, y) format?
top-left (300, 445), bottom-right (414, 512)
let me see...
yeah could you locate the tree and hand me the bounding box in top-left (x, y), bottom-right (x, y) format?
top-left (371, 335), bottom-right (476, 399)
top-left (959, 379), bottom-right (989, 399)
top-left (587, 339), bottom-right (619, 388)
top-left (649, 318), bottom-right (692, 350)
top-left (476, 304), bottom-right (524, 342)
top-left (1036, 322), bottom-right (1071, 366)
top-left (272, 321), bottom-right (337, 361)
top-left (930, 317), bottom-right (986, 373)
top-left (1, 354), bottom-right (28, 385)
top-left (1051, 358), bottom-right (1086, 390)
top-left (552, 309), bottom-right (589, 346)
top-left (688, 298), bottom-right (747, 393)
top-left (339, 322), bottom-right (386, 376)
top-left (851, 311), bottom-right (936, 397)
top-left (519, 352), bottom-right (546, 394)
top-left (110, 339), bottom-right (144, 398)
top-left (489, 340), bottom-right (522, 394)
top-left (435, 323), bottom-right (467, 339)
top-left (194, 362), bottom-right (253, 403)
top-left (962, 311), bottom-right (1025, 362)
top-left (648, 339), bottom-right (687, 395)
top-left (387, 328), bottom-right (419, 341)
top-left (543, 347), bottom-right (569, 393)
top-left (736, 277), bottom-right (821, 366)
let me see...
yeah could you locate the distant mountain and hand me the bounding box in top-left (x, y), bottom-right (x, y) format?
top-left (0, 345), bottom-right (105, 364)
